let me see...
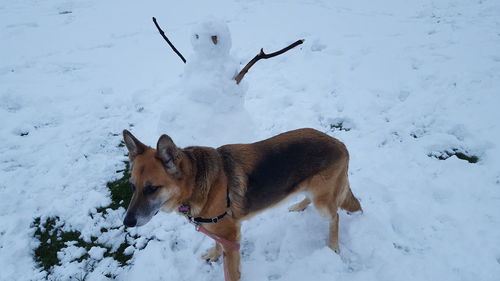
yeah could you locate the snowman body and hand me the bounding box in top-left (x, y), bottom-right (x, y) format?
top-left (158, 19), bottom-right (254, 147)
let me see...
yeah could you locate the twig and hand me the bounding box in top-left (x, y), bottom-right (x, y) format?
top-left (234, 39), bottom-right (304, 84)
top-left (152, 17), bottom-right (187, 64)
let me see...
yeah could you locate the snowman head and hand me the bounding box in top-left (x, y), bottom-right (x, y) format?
top-left (191, 19), bottom-right (232, 58)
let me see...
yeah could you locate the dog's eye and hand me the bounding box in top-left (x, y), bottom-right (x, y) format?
top-left (144, 185), bottom-right (161, 195)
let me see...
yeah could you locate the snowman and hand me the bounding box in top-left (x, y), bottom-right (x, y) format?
top-left (158, 18), bottom-right (254, 147)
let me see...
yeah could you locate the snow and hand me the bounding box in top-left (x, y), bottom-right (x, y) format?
top-left (58, 245), bottom-right (87, 264)
top-left (88, 247), bottom-right (106, 261)
top-left (1, 0), bottom-right (500, 281)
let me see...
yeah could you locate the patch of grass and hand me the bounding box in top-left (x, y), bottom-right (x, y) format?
top-left (113, 240), bottom-right (134, 266)
top-left (32, 217), bottom-right (78, 271)
top-left (429, 148), bottom-right (479, 163)
top-left (32, 159), bottom-right (138, 277)
top-left (454, 151), bottom-right (479, 163)
top-left (330, 120), bottom-right (351, 132)
top-left (97, 160), bottom-right (132, 213)
top-left (32, 216), bottom-right (135, 273)
top-left (117, 140), bottom-right (125, 148)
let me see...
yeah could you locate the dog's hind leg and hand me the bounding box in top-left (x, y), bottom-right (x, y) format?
top-left (340, 183), bottom-right (362, 213)
top-left (313, 196), bottom-right (341, 253)
top-left (313, 192), bottom-right (341, 253)
top-left (309, 194), bottom-right (341, 253)
top-left (307, 171), bottom-right (344, 253)
top-left (328, 212), bottom-right (340, 253)
top-left (202, 242), bottom-right (222, 262)
top-left (288, 197), bottom-right (311, 212)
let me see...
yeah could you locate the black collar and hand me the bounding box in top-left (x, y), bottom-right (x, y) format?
top-left (178, 186), bottom-right (231, 224)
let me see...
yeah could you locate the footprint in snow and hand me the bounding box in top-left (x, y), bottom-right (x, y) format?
top-left (58, 63), bottom-right (85, 74)
top-left (392, 242), bottom-right (411, 254)
top-left (432, 189), bottom-right (451, 203)
top-left (268, 273), bottom-right (281, 280)
top-left (263, 246), bottom-right (280, 262)
top-left (0, 91), bottom-right (24, 112)
top-left (241, 240), bottom-right (255, 261)
top-left (169, 236), bottom-right (187, 252)
top-left (5, 22), bottom-right (38, 29)
top-left (410, 58), bottom-right (423, 70)
top-left (398, 90), bottom-right (410, 102)
top-left (390, 216), bottom-right (408, 237)
top-left (340, 247), bottom-right (363, 273)
top-left (311, 40), bottom-right (327, 52)
top-left (0, 67), bottom-right (15, 76)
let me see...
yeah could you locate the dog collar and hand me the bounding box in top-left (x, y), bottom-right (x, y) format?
top-left (178, 187), bottom-right (231, 224)
top-left (187, 210), bottom-right (228, 224)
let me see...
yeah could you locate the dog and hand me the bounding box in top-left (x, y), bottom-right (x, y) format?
top-left (122, 128), bottom-right (361, 281)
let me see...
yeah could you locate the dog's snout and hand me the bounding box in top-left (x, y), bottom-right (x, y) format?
top-left (123, 214), bottom-right (137, 227)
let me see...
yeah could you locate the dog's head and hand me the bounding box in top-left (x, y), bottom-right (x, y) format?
top-left (122, 130), bottom-right (190, 227)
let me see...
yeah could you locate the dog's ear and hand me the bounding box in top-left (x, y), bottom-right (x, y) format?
top-left (123, 130), bottom-right (146, 159)
top-left (157, 134), bottom-right (181, 176)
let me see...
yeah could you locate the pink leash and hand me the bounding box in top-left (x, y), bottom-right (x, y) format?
top-left (197, 225), bottom-right (240, 250)
top-left (197, 225), bottom-right (240, 281)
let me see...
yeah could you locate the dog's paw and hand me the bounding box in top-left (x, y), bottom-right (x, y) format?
top-left (288, 204), bottom-right (307, 212)
top-left (288, 198), bottom-right (311, 212)
top-left (202, 246), bottom-right (222, 262)
top-left (328, 243), bottom-right (340, 254)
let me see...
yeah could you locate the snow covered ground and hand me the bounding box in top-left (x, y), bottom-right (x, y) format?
top-left (1, 0), bottom-right (500, 280)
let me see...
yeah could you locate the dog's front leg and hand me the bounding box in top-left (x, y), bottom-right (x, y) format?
top-left (208, 221), bottom-right (241, 281)
top-left (223, 247), bottom-right (241, 281)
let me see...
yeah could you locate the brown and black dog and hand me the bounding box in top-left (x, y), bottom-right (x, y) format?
top-left (122, 128), bottom-right (361, 281)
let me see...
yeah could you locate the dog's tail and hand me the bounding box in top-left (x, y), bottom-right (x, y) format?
top-left (340, 183), bottom-right (362, 213)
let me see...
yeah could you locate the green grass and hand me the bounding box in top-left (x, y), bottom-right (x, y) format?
top-left (32, 158), bottom-right (136, 277)
top-left (330, 121), bottom-right (351, 132)
top-left (32, 216), bottom-right (135, 273)
top-left (117, 140), bottom-right (125, 148)
top-left (32, 217), bottom-right (80, 271)
top-left (453, 151), bottom-right (479, 163)
top-left (429, 148), bottom-right (479, 164)
top-left (97, 160), bottom-right (132, 214)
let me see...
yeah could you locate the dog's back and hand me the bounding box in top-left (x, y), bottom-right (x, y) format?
top-left (218, 128), bottom-right (358, 219)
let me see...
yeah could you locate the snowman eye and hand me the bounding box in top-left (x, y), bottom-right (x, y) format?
top-left (195, 34), bottom-right (199, 39)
